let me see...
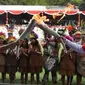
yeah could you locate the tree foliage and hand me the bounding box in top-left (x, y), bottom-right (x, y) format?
top-left (70, 0), bottom-right (83, 5)
top-left (0, 0), bottom-right (28, 5)
top-left (45, 0), bottom-right (69, 6)
top-left (0, 0), bottom-right (84, 6)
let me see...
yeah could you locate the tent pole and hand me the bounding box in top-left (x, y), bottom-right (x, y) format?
top-left (6, 11), bottom-right (8, 24)
top-left (78, 12), bottom-right (81, 27)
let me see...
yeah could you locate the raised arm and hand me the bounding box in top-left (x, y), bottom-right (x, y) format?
top-left (62, 37), bottom-right (85, 53)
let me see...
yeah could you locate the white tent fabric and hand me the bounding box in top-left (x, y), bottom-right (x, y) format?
top-left (0, 5), bottom-right (84, 15)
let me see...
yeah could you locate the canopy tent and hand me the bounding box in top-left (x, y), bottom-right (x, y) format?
top-left (0, 10), bottom-right (85, 15)
top-left (0, 5), bottom-right (85, 24)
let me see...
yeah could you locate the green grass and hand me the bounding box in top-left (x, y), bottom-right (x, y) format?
top-left (0, 69), bottom-right (85, 85)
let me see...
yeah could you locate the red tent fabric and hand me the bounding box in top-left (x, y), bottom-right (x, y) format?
top-left (27, 10), bottom-right (42, 15)
top-left (0, 10), bottom-right (5, 15)
top-left (26, 10), bottom-right (79, 15)
top-left (66, 10), bottom-right (78, 15)
top-left (8, 10), bottom-right (23, 15)
top-left (0, 10), bottom-right (85, 15)
top-left (44, 10), bottom-right (59, 15)
top-left (81, 11), bottom-right (85, 15)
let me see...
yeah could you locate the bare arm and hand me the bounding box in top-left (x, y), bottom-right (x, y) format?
top-left (0, 40), bottom-right (18, 52)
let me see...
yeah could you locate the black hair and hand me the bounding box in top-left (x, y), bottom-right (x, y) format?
top-left (20, 38), bottom-right (29, 48)
top-left (39, 12), bottom-right (46, 17)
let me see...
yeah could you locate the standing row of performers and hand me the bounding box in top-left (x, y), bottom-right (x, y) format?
top-left (0, 30), bottom-right (85, 85)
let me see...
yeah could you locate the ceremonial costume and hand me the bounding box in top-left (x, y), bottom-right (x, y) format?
top-left (59, 46), bottom-right (77, 85)
top-left (73, 31), bottom-right (85, 85)
top-left (19, 38), bottom-right (29, 84)
top-left (6, 36), bottom-right (17, 83)
top-left (28, 34), bottom-right (43, 84)
top-left (0, 32), bottom-right (6, 82)
top-left (42, 37), bottom-right (59, 85)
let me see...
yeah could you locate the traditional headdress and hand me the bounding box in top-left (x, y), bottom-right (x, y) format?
top-left (30, 31), bottom-right (38, 39)
top-left (0, 32), bottom-right (6, 40)
top-left (66, 25), bottom-right (73, 31)
top-left (8, 36), bottom-right (16, 42)
top-left (73, 31), bottom-right (81, 38)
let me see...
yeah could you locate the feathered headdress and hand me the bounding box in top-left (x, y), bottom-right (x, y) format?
top-left (0, 32), bottom-right (6, 40)
top-left (73, 31), bottom-right (81, 38)
top-left (8, 36), bottom-right (16, 42)
top-left (30, 31), bottom-right (38, 39)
